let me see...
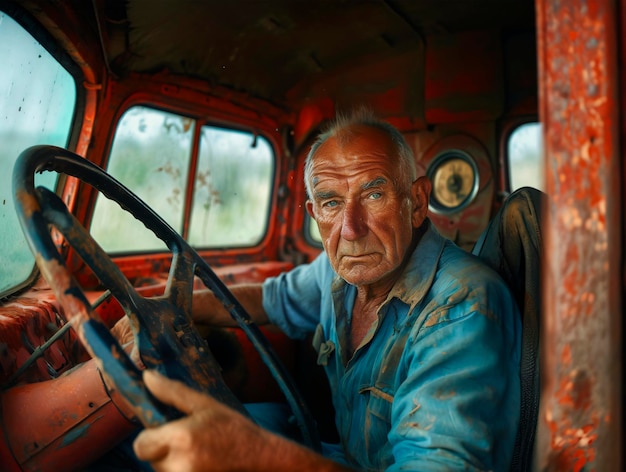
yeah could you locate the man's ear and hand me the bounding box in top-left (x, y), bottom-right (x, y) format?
top-left (411, 176), bottom-right (432, 227)
top-left (305, 200), bottom-right (315, 219)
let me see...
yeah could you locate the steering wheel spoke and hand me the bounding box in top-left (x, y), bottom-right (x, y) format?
top-left (165, 249), bottom-right (196, 318)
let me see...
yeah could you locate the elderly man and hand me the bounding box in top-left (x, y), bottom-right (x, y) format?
top-left (133, 110), bottom-right (521, 471)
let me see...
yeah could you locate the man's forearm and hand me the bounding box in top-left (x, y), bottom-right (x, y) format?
top-left (191, 283), bottom-right (269, 327)
top-left (255, 435), bottom-right (355, 472)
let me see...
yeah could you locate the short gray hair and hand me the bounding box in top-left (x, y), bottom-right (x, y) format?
top-left (304, 108), bottom-right (417, 198)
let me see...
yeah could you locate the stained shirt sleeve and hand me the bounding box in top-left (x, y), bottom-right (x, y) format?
top-left (261, 252), bottom-right (333, 340)
top-left (387, 274), bottom-right (521, 471)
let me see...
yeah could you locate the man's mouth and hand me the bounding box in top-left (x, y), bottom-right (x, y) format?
top-left (341, 253), bottom-right (372, 261)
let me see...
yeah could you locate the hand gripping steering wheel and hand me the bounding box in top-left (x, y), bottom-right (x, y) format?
top-left (12, 145), bottom-right (320, 450)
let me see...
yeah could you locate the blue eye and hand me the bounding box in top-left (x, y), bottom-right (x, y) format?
top-left (323, 200), bottom-right (338, 208)
top-left (369, 192), bottom-right (382, 200)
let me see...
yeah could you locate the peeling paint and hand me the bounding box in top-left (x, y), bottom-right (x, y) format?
top-left (59, 421), bottom-right (93, 447)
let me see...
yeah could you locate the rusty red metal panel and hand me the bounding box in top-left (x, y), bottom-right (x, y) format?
top-left (425, 30), bottom-right (504, 123)
top-left (535, 0), bottom-right (623, 470)
top-left (1, 360), bottom-right (137, 472)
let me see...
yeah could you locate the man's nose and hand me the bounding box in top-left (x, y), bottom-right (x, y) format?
top-left (341, 200), bottom-right (368, 240)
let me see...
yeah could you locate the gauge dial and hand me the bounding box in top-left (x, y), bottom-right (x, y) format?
top-left (432, 158), bottom-right (475, 207)
top-left (427, 151), bottom-right (479, 215)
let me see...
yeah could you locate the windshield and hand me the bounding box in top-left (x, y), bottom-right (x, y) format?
top-left (0, 10), bottom-right (77, 298)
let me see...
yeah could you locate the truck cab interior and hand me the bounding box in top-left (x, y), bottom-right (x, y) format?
top-left (0, 0), bottom-right (622, 470)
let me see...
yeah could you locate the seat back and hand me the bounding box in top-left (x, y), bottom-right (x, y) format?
top-left (472, 186), bottom-right (546, 472)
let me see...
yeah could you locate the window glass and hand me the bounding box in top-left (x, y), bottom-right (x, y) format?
top-left (0, 11), bottom-right (76, 297)
top-left (91, 106), bottom-right (194, 252)
top-left (508, 122), bottom-right (544, 192)
top-left (91, 106), bottom-right (274, 252)
top-left (189, 126), bottom-right (273, 247)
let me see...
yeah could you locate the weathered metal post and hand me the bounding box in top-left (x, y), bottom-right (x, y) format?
top-left (535, 0), bottom-right (623, 469)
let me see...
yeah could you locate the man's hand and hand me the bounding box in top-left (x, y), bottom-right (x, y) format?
top-left (133, 370), bottom-right (352, 472)
top-left (110, 316), bottom-right (144, 369)
top-left (133, 370), bottom-right (269, 471)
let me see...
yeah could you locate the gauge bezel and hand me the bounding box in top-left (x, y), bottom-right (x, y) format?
top-left (426, 149), bottom-right (480, 215)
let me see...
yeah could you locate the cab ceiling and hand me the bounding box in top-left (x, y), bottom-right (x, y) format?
top-left (88, 0), bottom-right (535, 108)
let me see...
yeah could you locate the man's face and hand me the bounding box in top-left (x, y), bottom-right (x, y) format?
top-left (306, 125), bottom-right (430, 288)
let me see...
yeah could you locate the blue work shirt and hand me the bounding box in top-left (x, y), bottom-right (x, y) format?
top-left (262, 222), bottom-right (521, 471)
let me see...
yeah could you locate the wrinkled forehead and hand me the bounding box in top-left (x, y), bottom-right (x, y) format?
top-left (313, 124), bottom-right (401, 168)
top-left (304, 123), bottom-right (415, 198)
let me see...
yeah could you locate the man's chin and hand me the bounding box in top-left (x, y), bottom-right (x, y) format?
top-left (338, 266), bottom-right (381, 286)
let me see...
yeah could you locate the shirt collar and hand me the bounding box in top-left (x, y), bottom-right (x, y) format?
top-left (384, 220), bottom-right (446, 313)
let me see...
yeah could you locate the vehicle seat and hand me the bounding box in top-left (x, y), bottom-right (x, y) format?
top-left (471, 186), bottom-right (546, 472)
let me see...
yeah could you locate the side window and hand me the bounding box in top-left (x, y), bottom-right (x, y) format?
top-left (507, 122), bottom-right (544, 192)
top-left (188, 126), bottom-right (273, 247)
top-left (91, 105), bottom-right (274, 253)
top-left (0, 11), bottom-right (76, 297)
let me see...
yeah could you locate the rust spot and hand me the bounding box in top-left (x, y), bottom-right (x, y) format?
top-left (544, 369), bottom-right (600, 471)
top-left (435, 389), bottom-right (456, 400)
top-left (561, 344), bottom-right (572, 365)
top-left (15, 188), bottom-right (42, 218)
top-left (408, 398), bottom-right (421, 416)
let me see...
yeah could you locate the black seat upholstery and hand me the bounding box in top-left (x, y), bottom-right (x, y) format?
top-left (472, 186), bottom-right (546, 472)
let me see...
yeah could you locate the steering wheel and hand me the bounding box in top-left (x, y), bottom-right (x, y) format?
top-left (12, 145), bottom-right (320, 450)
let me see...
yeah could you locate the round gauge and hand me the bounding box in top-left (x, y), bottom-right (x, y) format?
top-left (427, 151), bottom-right (479, 215)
